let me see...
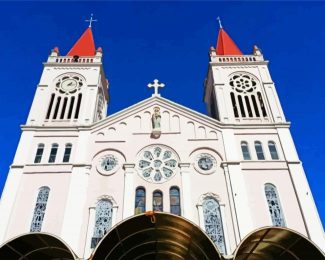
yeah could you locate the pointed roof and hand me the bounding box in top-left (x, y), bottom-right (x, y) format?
top-left (216, 28), bottom-right (242, 55)
top-left (67, 27), bottom-right (96, 56)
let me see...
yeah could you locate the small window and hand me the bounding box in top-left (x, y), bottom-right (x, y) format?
top-left (153, 190), bottom-right (163, 212)
top-left (135, 187), bottom-right (146, 214)
top-left (30, 186), bottom-right (50, 232)
top-left (241, 142), bottom-right (251, 160)
top-left (170, 187), bottom-right (181, 216)
top-left (268, 141), bottom-right (279, 160)
top-left (34, 144), bottom-right (44, 163)
top-left (265, 184), bottom-right (285, 227)
top-left (254, 141), bottom-right (265, 160)
top-left (63, 143), bottom-right (72, 163)
top-left (48, 144), bottom-right (58, 163)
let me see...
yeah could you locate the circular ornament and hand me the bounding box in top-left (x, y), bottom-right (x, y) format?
top-left (194, 153), bottom-right (217, 174)
top-left (55, 74), bottom-right (84, 95)
top-left (97, 154), bottom-right (119, 175)
top-left (137, 145), bottom-right (178, 183)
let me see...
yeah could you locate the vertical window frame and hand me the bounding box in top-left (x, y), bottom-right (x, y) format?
top-left (135, 187), bottom-right (146, 214)
top-left (152, 190), bottom-right (163, 212)
top-left (169, 186), bottom-right (181, 216)
top-left (34, 143), bottom-right (44, 164)
top-left (254, 141), bottom-right (265, 160)
top-left (268, 141), bottom-right (279, 160)
top-left (30, 186), bottom-right (50, 232)
top-left (48, 143), bottom-right (58, 163)
top-left (63, 143), bottom-right (72, 163)
top-left (264, 183), bottom-right (285, 227)
top-left (241, 141), bottom-right (251, 160)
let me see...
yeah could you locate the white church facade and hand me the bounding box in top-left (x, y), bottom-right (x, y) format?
top-left (0, 23), bottom-right (324, 259)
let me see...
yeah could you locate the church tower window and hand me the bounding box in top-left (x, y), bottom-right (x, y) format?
top-left (241, 141), bottom-right (251, 160)
top-left (63, 143), bottom-right (72, 163)
top-left (48, 144), bottom-right (58, 163)
top-left (264, 184), bottom-right (285, 227)
top-left (203, 197), bottom-right (226, 254)
top-left (46, 94), bottom-right (55, 119)
top-left (74, 93), bottom-right (82, 119)
top-left (34, 144), bottom-right (44, 163)
top-left (30, 186), bottom-right (50, 232)
top-left (170, 186), bottom-right (181, 216)
top-left (268, 141), bottom-right (279, 160)
top-left (153, 190), bottom-right (163, 212)
top-left (91, 199), bottom-right (113, 248)
top-left (254, 141), bottom-right (265, 160)
top-left (135, 187), bottom-right (146, 214)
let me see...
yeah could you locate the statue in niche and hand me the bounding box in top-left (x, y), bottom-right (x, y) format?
top-left (152, 107), bottom-right (161, 130)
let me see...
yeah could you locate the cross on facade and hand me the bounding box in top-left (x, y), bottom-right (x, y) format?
top-left (217, 16), bottom-right (223, 29)
top-left (148, 79), bottom-right (165, 96)
top-left (85, 14), bottom-right (98, 28)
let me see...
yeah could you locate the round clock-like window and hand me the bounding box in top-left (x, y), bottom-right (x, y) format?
top-left (137, 145), bottom-right (178, 183)
top-left (97, 154), bottom-right (119, 175)
top-left (195, 153), bottom-right (217, 174)
top-left (55, 74), bottom-right (84, 95)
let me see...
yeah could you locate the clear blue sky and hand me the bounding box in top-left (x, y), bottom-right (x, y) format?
top-left (0, 2), bottom-right (324, 228)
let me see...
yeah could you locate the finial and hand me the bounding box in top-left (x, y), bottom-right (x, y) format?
top-left (217, 17), bottom-right (223, 29)
top-left (85, 13), bottom-right (98, 28)
top-left (147, 79), bottom-right (165, 97)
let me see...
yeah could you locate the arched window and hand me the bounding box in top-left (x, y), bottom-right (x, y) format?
top-left (48, 143), bottom-right (58, 163)
top-left (264, 184), bottom-right (285, 227)
top-left (268, 141), bottom-right (279, 160)
top-left (30, 186), bottom-right (50, 232)
top-left (63, 143), bottom-right (72, 163)
top-left (91, 199), bottom-right (113, 248)
top-left (34, 144), bottom-right (44, 163)
top-left (241, 141), bottom-right (251, 160)
top-left (153, 190), bottom-right (163, 212)
top-left (135, 187), bottom-right (146, 214)
top-left (203, 198), bottom-right (226, 254)
top-left (254, 141), bottom-right (265, 160)
top-left (170, 186), bottom-right (181, 216)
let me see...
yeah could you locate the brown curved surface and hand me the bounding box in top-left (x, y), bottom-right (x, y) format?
top-left (0, 232), bottom-right (77, 260)
top-left (91, 212), bottom-right (222, 260)
top-left (234, 227), bottom-right (325, 260)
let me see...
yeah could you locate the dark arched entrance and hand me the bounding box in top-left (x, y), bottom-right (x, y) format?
top-left (234, 227), bottom-right (325, 260)
top-left (0, 232), bottom-right (77, 260)
top-left (91, 212), bottom-right (222, 260)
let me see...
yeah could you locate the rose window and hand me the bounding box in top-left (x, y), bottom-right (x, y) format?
top-left (137, 145), bottom-right (178, 183)
top-left (55, 74), bottom-right (84, 95)
top-left (229, 73), bottom-right (257, 94)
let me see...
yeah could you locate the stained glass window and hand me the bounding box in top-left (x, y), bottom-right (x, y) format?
top-left (30, 186), bottom-right (50, 232)
top-left (170, 187), bottom-right (181, 216)
top-left (63, 143), bottom-right (72, 163)
top-left (241, 142), bottom-right (251, 160)
top-left (135, 187), bottom-right (146, 214)
top-left (153, 190), bottom-right (163, 212)
top-left (268, 141), bottom-right (279, 160)
top-left (265, 184), bottom-right (285, 227)
top-left (254, 141), bottom-right (265, 160)
top-left (91, 199), bottom-right (113, 248)
top-left (203, 198), bottom-right (226, 254)
top-left (48, 143), bottom-right (58, 163)
top-left (34, 144), bottom-right (44, 163)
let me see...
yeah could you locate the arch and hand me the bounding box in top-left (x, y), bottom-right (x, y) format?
top-left (91, 212), bottom-right (222, 260)
top-left (268, 141), bottom-right (279, 160)
top-left (0, 232), bottom-right (77, 260)
top-left (264, 183), bottom-right (285, 227)
top-left (240, 141), bottom-right (251, 160)
top-left (135, 187), bottom-right (146, 214)
top-left (233, 227), bottom-right (325, 259)
top-left (30, 186), bottom-right (50, 232)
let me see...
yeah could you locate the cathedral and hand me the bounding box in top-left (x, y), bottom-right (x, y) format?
top-left (0, 19), bottom-right (324, 260)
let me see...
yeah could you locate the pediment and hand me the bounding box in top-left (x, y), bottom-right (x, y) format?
top-left (91, 96), bottom-right (222, 141)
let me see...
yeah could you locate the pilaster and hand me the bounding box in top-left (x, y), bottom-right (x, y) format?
top-left (122, 163), bottom-right (135, 219)
top-left (179, 163), bottom-right (193, 220)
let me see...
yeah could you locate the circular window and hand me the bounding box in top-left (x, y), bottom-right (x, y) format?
top-left (229, 73), bottom-right (257, 94)
top-left (137, 145), bottom-right (178, 183)
top-left (55, 74), bottom-right (84, 95)
top-left (194, 153), bottom-right (217, 174)
top-left (97, 154), bottom-right (119, 175)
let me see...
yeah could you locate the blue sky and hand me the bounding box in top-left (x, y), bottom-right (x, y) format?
top-left (0, 2), bottom-right (324, 228)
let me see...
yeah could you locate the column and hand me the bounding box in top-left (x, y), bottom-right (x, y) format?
top-left (83, 207), bottom-right (95, 259)
top-left (179, 163), bottom-right (193, 220)
top-left (122, 163), bottom-right (135, 219)
top-left (220, 204), bottom-right (231, 255)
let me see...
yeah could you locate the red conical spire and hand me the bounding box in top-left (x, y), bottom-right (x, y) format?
top-left (216, 27), bottom-right (242, 56)
top-left (67, 27), bottom-right (96, 56)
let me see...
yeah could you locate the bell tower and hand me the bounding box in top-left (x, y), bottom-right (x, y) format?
top-left (204, 25), bottom-right (285, 124)
top-left (27, 26), bottom-right (109, 126)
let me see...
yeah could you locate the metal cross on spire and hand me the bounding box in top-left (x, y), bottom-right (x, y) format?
top-left (217, 16), bottom-right (223, 29)
top-left (85, 14), bottom-right (98, 28)
top-left (148, 79), bottom-right (165, 97)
